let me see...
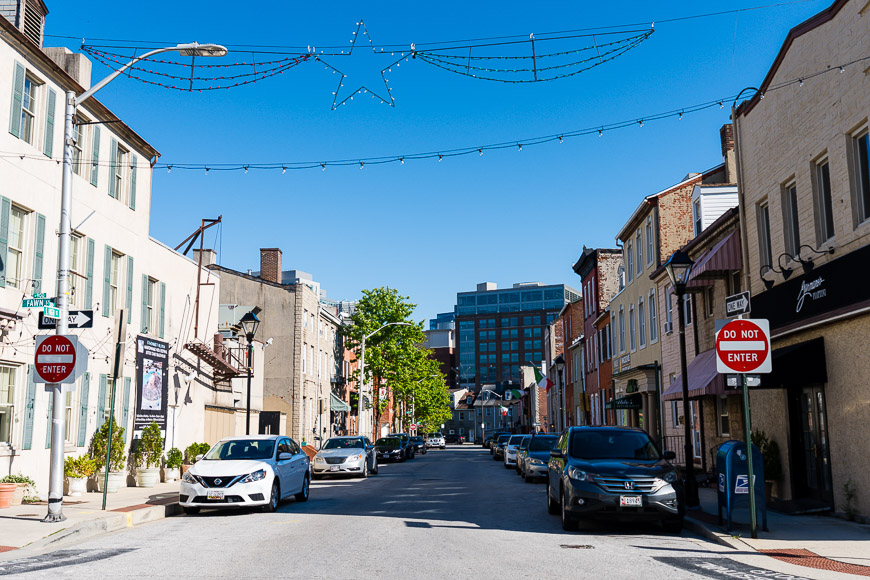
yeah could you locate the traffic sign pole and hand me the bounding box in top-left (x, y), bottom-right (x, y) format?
top-left (742, 373), bottom-right (758, 539)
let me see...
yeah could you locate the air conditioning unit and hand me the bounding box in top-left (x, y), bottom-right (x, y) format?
top-left (664, 321), bottom-right (673, 334)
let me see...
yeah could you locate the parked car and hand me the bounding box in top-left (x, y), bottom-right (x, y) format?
top-left (445, 433), bottom-right (463, 444)
top-left (388, 433), bottom-right (416, 460)
top-left (312, 436), bottom-right (378, 479)
top-left (426, 432), bottom-right (446, 449)
top-left (375, 437), bottom-right (405, 462)
top-left (503, 434), bottom-right (526, 469)
top-left (515, 435), bottom-right (531, 474)
top-left (409, 436), bottom-right (428, 455)
top-left (483, 431), bottom-right (509, 450)
top-left (180, 435), bottom-right (310, 514)
top-left (492, 434), bottom-right (511, 460)
top-left (518, 434), bottom-right (558, 481)
top-left (546, 426), bottom-right (684, 532)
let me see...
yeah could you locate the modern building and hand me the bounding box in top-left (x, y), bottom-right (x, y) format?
top-left (454, 281), bottom-right (580, 394)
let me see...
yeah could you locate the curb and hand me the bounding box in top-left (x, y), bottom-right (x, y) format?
top-left (685, 514), bottom-right (752, 552)
top-left (7, 502), bottom-right (181, 557)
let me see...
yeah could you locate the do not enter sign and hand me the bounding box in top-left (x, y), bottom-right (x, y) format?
top-left (716, 319), bottom-right (771, 374)
top-left (35, 335), bottom-right (79, 384)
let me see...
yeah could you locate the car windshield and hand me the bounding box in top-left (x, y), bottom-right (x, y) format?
top-left (376, 438), bottom-right (400, 447)
top-left (411, 437), bottom-right (423, 443)
top-left (519, 436), bottom-right (531, 448)
top-left (497, 435), bottom-right (510, 444)
top-left (323, 438), bottom-right (363, 450)
top-left (570, 431), bottom-right (661, 460)
top-left (508, 435), bottom-right (524, 445)
top-left (427, 433), bottom-right (441, 438)
top-left (205, 439), bottom-right (275, 461)
top-left (529, 436), bottom-right (558, 451)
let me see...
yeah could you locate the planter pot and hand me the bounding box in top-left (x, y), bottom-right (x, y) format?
top-left (67, 477), bottom-right (88, 497)
top-left (0, 483), bottom-right (16, 508)
top-left (94, 471), bottom-right (125, 493)
top-left (180, 464), bottom-right (192, 476)
top-left (163, 467), bottom-right (180, 482)
top-left (136, 467), bottom-right (160, 488)
top-left (9, 483), bottom-right (28, 506)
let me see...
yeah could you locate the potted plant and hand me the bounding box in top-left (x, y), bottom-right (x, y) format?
top-left (90, 416), bottom-right (126, 493)
top-left (0, 474), bottom-right (35, 506)
top-left (164, 447), bottom-right (183, 482)
top-left (752, 429), bottom-right (783, 501)
top-left (64, 455), bottom-right (96, 496)
top-left (134, 422), bottom-right (164, 487)
top-left (182, 442), bottom-right (211, 475)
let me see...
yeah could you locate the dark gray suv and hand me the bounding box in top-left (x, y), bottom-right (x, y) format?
top-left (546, 426), bottom-right (684, 532)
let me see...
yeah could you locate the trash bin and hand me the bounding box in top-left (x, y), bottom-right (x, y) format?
top-left (716, 440), bottom-right (767, 532)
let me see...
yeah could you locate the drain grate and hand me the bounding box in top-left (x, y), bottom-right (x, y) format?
top-left (560, 544), bottom-right (594, 549)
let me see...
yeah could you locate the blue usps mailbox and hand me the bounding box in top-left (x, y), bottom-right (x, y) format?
top-left (716, 440), bottom-right (767, 532)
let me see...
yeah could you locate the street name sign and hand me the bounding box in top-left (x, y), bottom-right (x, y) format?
top-left (34, 335), bottom-right (78, 383)
top-left (725, 291), bottom-right (751, 317)
top-left (37, 310), bottom-right (94, 330)
top-left (22, 297), bottom-right (55, 308)
top-left (43, 306), bottom-right (61, 320)
top-left (715, 319), bottom-right (771, 374)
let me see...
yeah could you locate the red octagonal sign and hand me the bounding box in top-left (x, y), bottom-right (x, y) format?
top-left (716, 319), bottom-right (771, 374)
top-left (35, 335), bottom-right (77, 383)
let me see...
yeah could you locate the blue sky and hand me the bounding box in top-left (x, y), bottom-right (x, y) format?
top-left (45, 1), bottom-right (828, 323)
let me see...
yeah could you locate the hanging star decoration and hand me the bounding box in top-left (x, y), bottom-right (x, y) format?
top-left (314, 20), bottom-right (407, 110)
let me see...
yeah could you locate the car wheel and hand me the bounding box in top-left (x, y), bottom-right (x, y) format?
top-left (360, 461), bottom-right (368, 479)
top-left (372, 459), bottom-right (379, 475)
top-left (524, 474), bottom-right (534, 483)
top-left (263, 479), bottom-right (280, 513)
top-left (295, 473), bottom-right (310, 502)
top-left (504, 460), bottom-right (512, 469)
top-left (561, 487), bottom-right (579, 531)
top-left (547, 484), bottom-right (560, 515)
top-left (182, 506), bottom-right (200, 515)
top-left (662, 516), bottom-right (684, 534)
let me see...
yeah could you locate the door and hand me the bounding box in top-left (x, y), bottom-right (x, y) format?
top-left (275, 438), bottom-right (293, 496)
top-left (788, 385), bottom-right (833, 504)
top-left (287, 438), bottom-right (306, 493)
top-left (259, 412), bottom-right (281, 435)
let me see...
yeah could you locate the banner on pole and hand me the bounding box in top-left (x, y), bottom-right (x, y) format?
top-left (134, 336), bottom-right (169, 438)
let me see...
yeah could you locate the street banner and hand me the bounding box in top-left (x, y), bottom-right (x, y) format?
top-left (134, 336), bottom-right (169, 436)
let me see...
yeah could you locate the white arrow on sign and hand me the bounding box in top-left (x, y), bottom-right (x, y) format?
top-left (71, 311), bottom-right (92, 328)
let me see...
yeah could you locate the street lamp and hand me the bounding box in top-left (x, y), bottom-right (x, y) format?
top-left (44, 41), bottom-right (228, 524)
top-left (356, 321), bottom-right (413, 439)
top-left (239, 310), bottom-right (260, 436)
top-left (664, 249), bottom-right (699, 508)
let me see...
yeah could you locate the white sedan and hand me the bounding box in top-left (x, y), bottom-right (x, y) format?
top-left (180, 435), bottom-right (310, 514)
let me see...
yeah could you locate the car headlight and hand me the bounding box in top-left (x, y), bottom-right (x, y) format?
top-left (314, 456), bottom-right (325, 463)
top-left (182, 471), bottom-right (200, 484)
top-left (567, 466), bottom-right (593, 482)
top-left (663, 470), bottom-right (678, 483)
top-left (348, 454), bottom-right (363, 461)
top-left (529, 458), bottom-right (545, 466)
top-left (241, 469), bottom-right (267, 483)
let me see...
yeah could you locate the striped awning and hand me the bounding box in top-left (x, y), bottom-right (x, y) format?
top-left (687, 230), bottom-right (741, 288)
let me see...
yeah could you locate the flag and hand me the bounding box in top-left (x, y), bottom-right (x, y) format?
top-left (499, 405), bottom-right (508, 417)
top-left (511, 389), bottom-right (523, 400)
top-left (533, 366), bottom-right (554, 392)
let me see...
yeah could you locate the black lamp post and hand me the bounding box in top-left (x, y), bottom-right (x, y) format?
top-left (555, 355), bottom-right (565, 430)
top-left (239, 310), bottom-right (260, 435)
top-left (664, 250), bottom-right (699, 508)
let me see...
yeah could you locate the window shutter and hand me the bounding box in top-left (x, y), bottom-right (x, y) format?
top-left (45, 389), bottom-right (53, 448)
top-left (97, 374), bottom-right (107, 430)
top-left (102, 245), bottom-right (111, 317)
top-left (159, 282), bottom-right (166, 338)
top-left (77, 372), bottom-right (90, 447)
top-left (129, 155), bottom-right (137, 210)
top-left (84, 238), bottom-right (95, 308)
top-left (22, 365), bottom-right (37, 450)
top-left (108, 138), bottom-right (118, 199)
top-left (126, 255), bottom-right (133, 311)
top-left (141, 274), bottom-right (149, 333)
top-left (0, 196), bottom-right (10, 288)
top-left (121, 377), bottom-right (131, 443)
top-left (43, 88), bottom-right (56, 157)
top-left (32, 213), bottom-right (45, 293)
top-left (90, 125), bottom-right (100, 187)
top-left (8, 62), bottom-right (24, 138)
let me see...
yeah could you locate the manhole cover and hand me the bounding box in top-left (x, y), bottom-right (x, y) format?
top-left (560, 544), bottom-right (594, 549)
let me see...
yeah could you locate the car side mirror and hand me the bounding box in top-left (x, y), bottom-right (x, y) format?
top-left (366, 445), bottom-right (373, 451)
top-left (194, 454), bottom-right (204, 462)
top-left (549, 449), bottom-right (563, 458)
top-left (278, 452), bottom-right (293, 461)
top-left (663, 450), bottom-right (676, 460)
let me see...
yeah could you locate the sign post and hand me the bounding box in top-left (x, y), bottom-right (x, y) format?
top-left (716, 318), bottom-right (772, 539)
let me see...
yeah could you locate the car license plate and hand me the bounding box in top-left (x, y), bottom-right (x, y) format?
top-left (207, 490), bottom-right (224, 500)
top-left (330, 465), bottom-right (339, 471)
top-left (620, 495), bottom-right (642, 507)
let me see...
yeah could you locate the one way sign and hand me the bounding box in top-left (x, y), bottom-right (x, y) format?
top-left (725, 291), bottom-right (751, 317)
top-left (38, 310), bottom-right (94, 330)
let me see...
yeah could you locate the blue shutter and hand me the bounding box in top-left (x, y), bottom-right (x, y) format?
top-left (126, 255), bottom-right (133, 311)
top-left (77, 372), bottom-right (90, 447)
top-left (32, 213), bottom-right (45, 294)
top-left (121, 377), bottom-right (131, 443)
top-left (0, 196), bottom-right (9, 288)
top-left (8, 62), bottom-right (24, 138)
top-left (159, 282), bottom-right (166, 338)
top-left (102, 245), bottom-right (111, 317)
top-left (141, 274), bottom-right (149, 333)
top-left (90, 126), bottom-right (100, 187)
top-left (129, 155), bottom-right (137, 210)
top-left (84, 238), bottom-right (95, 308)
top-left (108, 138), bottom-right (117, 199)
top-left (45, 390), bottom-right (53, 448)
top-left (21, 366), bottom-right (37, 450)
top-left (43, 88), bottom-right (56, 158)
top-left (97, 374), bottom-right (107, 430)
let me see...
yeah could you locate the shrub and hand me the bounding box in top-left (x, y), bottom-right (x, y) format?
top-left (165, 448), bottom-right (183, 469)
top-left (64, 455), bottom-right (96, 478)
top-left (184, 442), bottom-right (212, 463)
top-left (134, 422), bottom-right (164, 468)
top-left (1, 473), bottom-right (37, 501)
top-left (90, 416), bottom-right (126, 472)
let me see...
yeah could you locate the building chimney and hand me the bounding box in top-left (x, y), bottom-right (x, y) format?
top-left (43, 47), bottom-right (92, 89)
top-left (192, 249), bottom-right (217, 267)
top-left (720, 123), bottom-right (737, 183)
top-left (259, 248), bottom-right (282, 283)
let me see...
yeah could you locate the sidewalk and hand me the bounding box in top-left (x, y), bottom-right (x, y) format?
top-left (0, 481), bottom-right (181, 555)
top-left (685, 487), bottom-right (870, 577)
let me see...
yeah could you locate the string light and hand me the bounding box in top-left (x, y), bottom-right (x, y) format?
top-left (517, 144), bottom-right (522, 151)
top-left (639, 119), bottom-right (644, 128)
top-left (558, 136), bottom-right (563, 143)
top-left (400, 157), bottom-right (404, 164)
top-left (798, 78), bottom-right (804, 87)
top-left (438, 154), bottom-right (443, 162)
top-left (167, 165), bottom-right (172, 173)
top-left (282, 166), bottom-right (286, 174)
top-left (244, 166), bottom-right (248, 174)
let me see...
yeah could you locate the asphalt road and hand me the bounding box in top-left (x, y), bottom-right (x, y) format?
top-left (0, 446), bottom-right (823, 579)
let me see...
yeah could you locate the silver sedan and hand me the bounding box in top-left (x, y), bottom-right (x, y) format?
top-left (312, 436), bottom-right (378, 479)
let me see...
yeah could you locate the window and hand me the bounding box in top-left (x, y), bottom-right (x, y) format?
top-left (665, 288), bottom-right (674, 332)
top-left (717, 396), bottom-right (730, 437)
top-left (704, 286), bottom-right (714, 318)
top-left (20, 75), bottom-right (38, 145)
top-left (693, 199), bottom-right (702, 236)
top-left (628, 305), bottom-right (636, 351)
top-left (145, 277), bottom-right (158, 333)
top-left (671, 400), bottom-right (681, 428)
top-left (69, 234), bottom-right (84, 307)
top-left (729, 272), bottom-right (741, 295)
top-left (104, 378), bottom-right (116, 422)
top-left (853, 130), bottom-right (870, 223)
top-left (757, 201), bottom-right (773, 268)
top-left (648, 289), bottom-right (658, 343)
top-left (638, 298), bottom-right (646, 348)
top-left (108, 251), bottom-right (122, 316)
top-left (618, 306), bottom-right (625, 353)
top-left (635, 230), bottom-right (643, 276)
top-left (626, 242), bottom-right (634, 283)
top-left (64, 390), bottom-right (74, 444)
top-left (782, 182), bottom-right (800, 256)
top-left (7, 206), bottom-right (26, 289)
top-left (72, 118), bottom-right (88, 177)
top-left (813, 159), bottom-right (835, 243)
top-left (683, 294), bottom-right (692, 326)
top-left (0, 367), bottom-right (14, 443)
top-left (645, 216), bottom-right (654, 266)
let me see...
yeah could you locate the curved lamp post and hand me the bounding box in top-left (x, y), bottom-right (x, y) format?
top-left (239, 310), bottom-right (260, 435)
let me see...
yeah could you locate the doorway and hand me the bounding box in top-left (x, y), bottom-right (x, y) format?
top-left (787, 384), bottom-right (833, 505)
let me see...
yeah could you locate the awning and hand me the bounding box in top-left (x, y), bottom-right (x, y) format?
top-left (661, 349), bottom-right (725, 401)
top-left (330, 393), bottom-right (351, 412)
top-left (687, 230), bottom-right (741, 288)
top-left (761, 337), bottom-right (826, 388)
top-left (605, 394), bottom-right (641, 410)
